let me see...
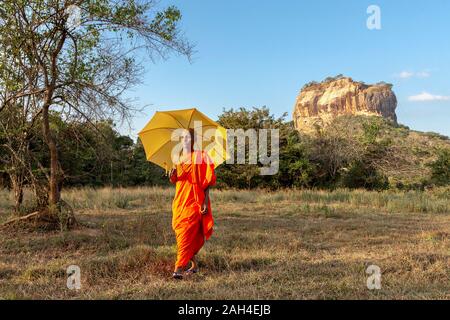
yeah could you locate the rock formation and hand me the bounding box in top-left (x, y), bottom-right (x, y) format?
top-left (293, 76), bottom-right (397, 132)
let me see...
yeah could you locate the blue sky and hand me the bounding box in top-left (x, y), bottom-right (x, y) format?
top-left (123, 0), bottom-right (450, 138)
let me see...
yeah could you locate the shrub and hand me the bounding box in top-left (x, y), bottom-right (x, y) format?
top-left (428, 149), bottom-right (450, 186)
top-left (340, 161), bottom-right (389, 190)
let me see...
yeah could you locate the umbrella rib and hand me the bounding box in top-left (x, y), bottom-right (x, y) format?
top-left (139, 127), bottom-right (179, 134)
top-left (147, 139), bottom-right (174, 162)
top-left (140, 125), bottom-right (218, 135)
top-left (187, 108), bottom-right (196, 129)
top-left (166, 113), bottom-right (186, 129)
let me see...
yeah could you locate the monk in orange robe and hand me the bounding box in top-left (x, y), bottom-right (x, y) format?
top-left (169, 129), bottom-right (216, 279)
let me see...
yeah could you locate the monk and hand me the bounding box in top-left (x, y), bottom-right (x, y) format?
top-left (169, 128), bottom-right (216, 279)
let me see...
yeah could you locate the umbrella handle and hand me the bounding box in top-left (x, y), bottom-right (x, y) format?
top-left (164, 162), bottom-right (174, 175)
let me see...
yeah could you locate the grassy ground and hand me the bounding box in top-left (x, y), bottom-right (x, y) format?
top-left (0, 187), bottom-right (449, 299)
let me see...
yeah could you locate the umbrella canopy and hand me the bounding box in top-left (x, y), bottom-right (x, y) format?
top-left (138, 108), bottom-right (229, 171)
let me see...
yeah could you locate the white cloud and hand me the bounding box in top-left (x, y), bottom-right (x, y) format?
top-left (408, 92), bottom-right (450, 102)
top-left (394, 70), bottom-right (431, 79)
top-left (396, 71), bottom-right (414, 79)
top-left (416, 71), bottom-right (431, 78)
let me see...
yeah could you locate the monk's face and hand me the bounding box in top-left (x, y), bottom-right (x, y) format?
top-left (181, 131), bottom-right (192, 152)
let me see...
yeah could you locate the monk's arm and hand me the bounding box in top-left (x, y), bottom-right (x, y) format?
top-left (205, 186), bottom-right (210, 202)
top-left (201, 186), bottom-right (210, 214)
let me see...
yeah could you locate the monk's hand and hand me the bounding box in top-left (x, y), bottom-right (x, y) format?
top-left (200, 195), bottom-right (209, 214)
top-left (200, 189), bottom-right (209, 214)
top-left (200, 202), bottom-right (208, 215)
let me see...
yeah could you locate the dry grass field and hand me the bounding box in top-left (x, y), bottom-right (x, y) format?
top-left (0, 187), bottom-right (449, 299)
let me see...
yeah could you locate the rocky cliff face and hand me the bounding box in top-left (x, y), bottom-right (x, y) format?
top-left (293, 76), bottom-right (397, 132)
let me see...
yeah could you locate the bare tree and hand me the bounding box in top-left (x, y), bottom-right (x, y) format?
top-left (0, 0), bottom-right (192, 225)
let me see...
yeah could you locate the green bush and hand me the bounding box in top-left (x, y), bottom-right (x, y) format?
top-left (340, 161), bottom-right (389, 190)
top-left (428, 149), bottom-right (450, 186)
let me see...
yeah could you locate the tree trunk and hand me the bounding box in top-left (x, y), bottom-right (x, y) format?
top-left (42, 103), bottom-right (60, 206)
top-left (10, 174), bottom-right (24, 213)
top-left (41, 29), bottom-right (66, 208)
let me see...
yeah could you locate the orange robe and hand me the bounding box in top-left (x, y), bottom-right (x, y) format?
top-left (170, 150), bottom-right (216, 268)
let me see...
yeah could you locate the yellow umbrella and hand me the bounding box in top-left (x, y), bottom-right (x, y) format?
top-left (138, 108), bottom-right (229, 172)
